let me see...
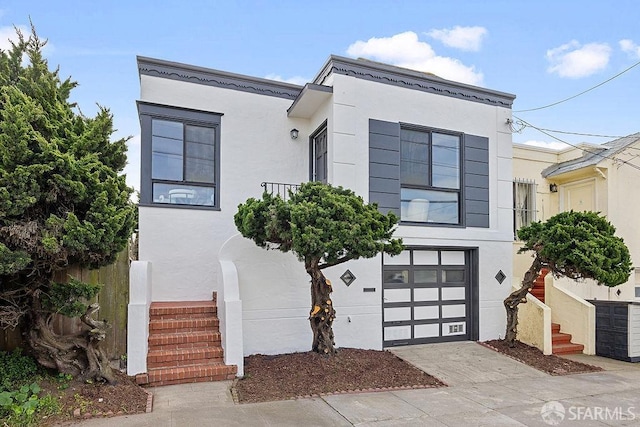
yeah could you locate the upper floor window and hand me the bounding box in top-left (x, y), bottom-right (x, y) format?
top-left (139, 103), bottom-right (221, 208)
top-left (400, 127), bottom-right (461, 224)
top-left (513, 179), bottom-right (536, 238)
top-left (311, 123), bottom-right (327, 183)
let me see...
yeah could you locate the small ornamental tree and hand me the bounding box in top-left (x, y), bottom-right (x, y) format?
top-left (506, 211), bottom-right (631, 346)
top-left (0, 27), bottom-right (136, 382)
top-left (235, 182), bottom-right (403, 354)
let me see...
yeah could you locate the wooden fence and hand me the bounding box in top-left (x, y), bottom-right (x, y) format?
top-left (0, 247), bottom-right (130, 361)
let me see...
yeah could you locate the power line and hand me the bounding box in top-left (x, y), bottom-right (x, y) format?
top-left (513, 59), bottom-right (640, 113)
top-left (513, 115), bottom-right (640, 172)
top-left (509, 120), bottom-right (623, 139)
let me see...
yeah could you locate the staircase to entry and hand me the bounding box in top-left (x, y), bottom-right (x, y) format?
top-left (529, 269), bottom-right (584, 355)
top-left (136, 296), bottom-right (237, 386)
top-left (551, 323), bottom-right (584, 355)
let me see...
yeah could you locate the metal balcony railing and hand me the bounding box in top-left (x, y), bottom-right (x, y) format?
top-left (261, 182), bottom-right (300, 201)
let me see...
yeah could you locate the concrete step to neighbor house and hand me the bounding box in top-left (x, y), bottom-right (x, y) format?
top-left (551, 322), bottom-right (584, 355)
top-left (137, 299), bottom-right (237, 387)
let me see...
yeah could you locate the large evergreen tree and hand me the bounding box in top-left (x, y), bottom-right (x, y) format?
top-left (0, 26), bottom-right (136, 382)
top-left (506, 211), bottom-right (631, 346)
top-left (235, 182), bottom-right (403, 354)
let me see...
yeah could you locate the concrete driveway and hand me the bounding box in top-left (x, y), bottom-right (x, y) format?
top-left (72, 342), bottom-right (640, 426)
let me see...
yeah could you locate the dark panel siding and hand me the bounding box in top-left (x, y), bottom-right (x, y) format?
top-left (464, 134), bottom-right (489, 228)
top-left (369, 119), bottom-right (401, 216)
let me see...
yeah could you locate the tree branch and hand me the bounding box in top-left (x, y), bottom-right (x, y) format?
top-left (319, 255), bottom-right (353, 270)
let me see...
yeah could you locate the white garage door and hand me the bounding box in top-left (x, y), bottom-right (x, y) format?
top-left (383, 249), bottom-right (473, 347)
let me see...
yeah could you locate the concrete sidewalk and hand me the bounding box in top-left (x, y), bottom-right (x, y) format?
top-left (72, 342), bottom-right (640, 426)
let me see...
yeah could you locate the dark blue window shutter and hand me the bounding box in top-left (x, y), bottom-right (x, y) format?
top-left (369, 119), bottom-right (400, 216)
top-left (464, 134), bottom-right (489, 228)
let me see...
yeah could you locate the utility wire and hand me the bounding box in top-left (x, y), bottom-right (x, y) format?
top-left (509, 120), bottom-right (623, 139)
top-left (513, 115), bottom-right (640, 172)
top-left (513, 59), bottom-right (640, 113)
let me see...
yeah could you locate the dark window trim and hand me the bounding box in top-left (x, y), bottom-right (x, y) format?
top-left (309, 120), bottom-right (328, 183)
top-left (399, 123), bottom-right (465, 227)
top-left (138, 101), bottom-right (222, 209)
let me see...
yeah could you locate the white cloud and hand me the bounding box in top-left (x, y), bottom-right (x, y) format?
top-left (346, 31), bottom-right (483, 86)
top-left (0, 25), bottom-right (28, 51)
top-left (546, 40), bottom-right (611, 78)
top-left (521, 140), bottom-right (569, 150)
top-left (0, 24), bottom-right (55, 58)
top-left (427, 26), bottom-right (487, 51)
top-left (264, 73), bottom-right (308, 86)
top-left (620, 39), bottom-right (640, 58)
top-left (124, 135), bottom-right (141, 193)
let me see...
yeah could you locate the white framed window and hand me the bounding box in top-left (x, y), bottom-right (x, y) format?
top-left (513, 179), bottom-right (536, 238)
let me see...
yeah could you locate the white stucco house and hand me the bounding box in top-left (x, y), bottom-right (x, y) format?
top-left (128, 55), bottom-right (517, 383)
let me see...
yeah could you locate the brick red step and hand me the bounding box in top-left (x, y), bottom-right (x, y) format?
top-left (149, 317), bottom-right (219, 333)
top-left (552, 332), bottom-right (572, 344)
top-left (137, 363), bottom-right (237, 387)
top-left (147, 347), bottom-right (224, 369)
top-left (552, 342), bottom-right (584, 355)
top-left (551, 323), bottom-right (583, 355)
top-left (150, 301), bottom-right (217, 318)
top-left (148, 331), bottom-right (221, 351)
top-left (143, 297), bottom-right (236, 387)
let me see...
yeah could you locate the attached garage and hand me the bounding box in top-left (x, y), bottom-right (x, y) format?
top-left (383, 248), bottom-right (479, 347)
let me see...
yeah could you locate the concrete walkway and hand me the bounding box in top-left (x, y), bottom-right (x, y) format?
top-left (72, 342), bottom-right (640, 426)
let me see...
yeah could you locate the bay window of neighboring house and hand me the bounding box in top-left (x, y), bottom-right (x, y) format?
top-left (138, 103), bottom-right (221, 208)
top-left (400, 127), bottom-right (461, 224)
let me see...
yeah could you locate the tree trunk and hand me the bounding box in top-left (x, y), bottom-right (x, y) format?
top-left (503, 256), bottom-right (544, 347)
top-left (25, 297), bottom-right (116, 384)
top-left (306, 261), bottom-right (336, 355)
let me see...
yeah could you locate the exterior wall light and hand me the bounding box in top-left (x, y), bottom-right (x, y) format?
top-left (549, 183), bottom-right (558, 193)
top-left (290, 128), bottom-right (299, 140)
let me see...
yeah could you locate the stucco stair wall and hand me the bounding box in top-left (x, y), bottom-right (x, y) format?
top-left (136, 298), bottom-right (237, 386)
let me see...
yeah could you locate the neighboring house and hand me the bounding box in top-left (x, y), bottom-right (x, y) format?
top-left (513, 135), bottom-right (640, 300)
top-left (512, 136), bottom-right (640, 358)
top-left (128, 54), bottom-right (517, 383)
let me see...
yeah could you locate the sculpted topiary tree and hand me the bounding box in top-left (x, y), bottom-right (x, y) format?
top-left (0, 27), bottom-right (136, 382)
top-left (505, 210), bottom-right (631, 346)
top-left (235, 182), bottom-right (403, 354)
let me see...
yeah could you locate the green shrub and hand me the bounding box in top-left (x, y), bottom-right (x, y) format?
top-left (0, 349), bottom-right (42, 391)
top-left (0, 382), bottom-right (53, 426)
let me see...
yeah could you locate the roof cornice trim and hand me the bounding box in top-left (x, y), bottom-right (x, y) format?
top-left (137, 56), bottom-right (302, 100)
top-left (315, 55), bottom-right (515, 108)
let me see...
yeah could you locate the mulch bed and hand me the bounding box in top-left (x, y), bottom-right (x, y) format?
top-left (232, 348), bottom-right (445, 403)
top-left (483, 339), bottom-right (603, 375)
top-left (41, 370), bottom-right (149, 425)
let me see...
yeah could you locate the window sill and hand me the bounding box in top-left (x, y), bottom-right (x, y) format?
top-left (399, 221), bottom-right (465, 229)
top-left (138, 202), bottom-right (221, 212)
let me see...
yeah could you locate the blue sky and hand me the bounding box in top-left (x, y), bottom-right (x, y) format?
top-left (3, 1), bottom-right (640, 191)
